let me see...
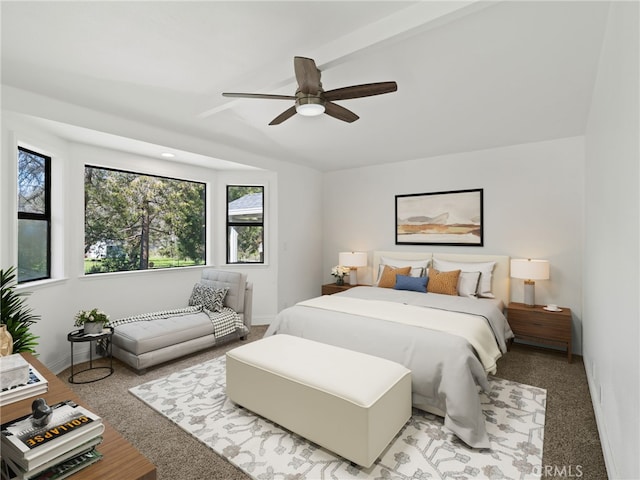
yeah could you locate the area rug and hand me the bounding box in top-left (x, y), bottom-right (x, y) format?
top-left (130, 356), bottom-right (546, 480)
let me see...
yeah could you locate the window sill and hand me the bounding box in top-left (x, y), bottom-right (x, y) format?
top-left (78, 265), bottom-right (208, 281)
top-left (222, 263), bottom-right (268, 268)
top-left (16, 277), bottom-right (69, 292)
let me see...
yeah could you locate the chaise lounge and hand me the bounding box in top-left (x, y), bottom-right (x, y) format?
top-left (110, 269), bottom-right (252, 373)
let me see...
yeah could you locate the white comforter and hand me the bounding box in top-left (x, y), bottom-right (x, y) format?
top-left (298, 295), bottom-right (502, 374)
top-left (264, 286), bottom-right (513, 448)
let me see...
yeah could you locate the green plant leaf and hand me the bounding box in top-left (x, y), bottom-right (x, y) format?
top-left (1, 266), bottom-right (40, 354)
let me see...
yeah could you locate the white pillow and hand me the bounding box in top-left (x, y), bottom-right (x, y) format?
top-left (458, 271), bottom-right (481, 298)
top-left (377, 256), bottom-right (429, 283)
top-left (432, 258), bottom-right (496, 298)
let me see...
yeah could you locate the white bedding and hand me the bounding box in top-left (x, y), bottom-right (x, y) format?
top-left (298, 295), bottom-right (502, 373)
top-left (265, 286), bottom-right (513, 448)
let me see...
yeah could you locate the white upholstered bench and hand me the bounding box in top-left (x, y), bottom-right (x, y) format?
top-left (225, 334), bottom-right (412, 468)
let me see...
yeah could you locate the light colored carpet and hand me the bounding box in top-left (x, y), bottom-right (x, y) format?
top-left (130, 355), bottom-right (546, 480)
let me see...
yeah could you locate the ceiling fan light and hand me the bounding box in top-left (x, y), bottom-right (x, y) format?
top-left (296, 102), bottom-right (325, 117)
top-left (295, 95), bottom-right (326, 117)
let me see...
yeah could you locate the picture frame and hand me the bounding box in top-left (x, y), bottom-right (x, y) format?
top-left (395, 188), bottom-right (484, 246)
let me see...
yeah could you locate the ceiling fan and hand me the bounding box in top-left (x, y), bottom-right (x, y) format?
top-left (222, 56), bottom-right (397, 125)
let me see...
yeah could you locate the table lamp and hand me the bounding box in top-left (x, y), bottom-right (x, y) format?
top-left (338, 251), bottom-right (367, 286)
top-left (510, 258), bottom-right (550, 307)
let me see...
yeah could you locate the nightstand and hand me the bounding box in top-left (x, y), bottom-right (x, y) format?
top-left (506, 302), bottom-right (572, 363)
top-left (321, 283), bottom-right (359, 295)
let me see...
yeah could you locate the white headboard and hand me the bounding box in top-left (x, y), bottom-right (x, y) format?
top-left (372, 251), bottom-right (510, 307)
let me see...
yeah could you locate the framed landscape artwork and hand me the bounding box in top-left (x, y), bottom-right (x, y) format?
top-left (395, 189), bottom-right (484, 246)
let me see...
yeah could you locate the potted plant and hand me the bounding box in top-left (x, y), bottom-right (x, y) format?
top-left (0, 267), bottom-right (40, 354)
top-left (74, 308), bottom-right (109, 334)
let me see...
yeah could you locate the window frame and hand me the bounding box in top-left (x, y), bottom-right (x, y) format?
top-left (83, 164), bottom-right (207, 275)
top-left (226, 185), bottom-right (265, 265)
top-left (17, 146), bottom-right (52, 284)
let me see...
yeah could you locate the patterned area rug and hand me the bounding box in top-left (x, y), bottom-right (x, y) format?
top-left (130, 356), bottom-right (546, 480)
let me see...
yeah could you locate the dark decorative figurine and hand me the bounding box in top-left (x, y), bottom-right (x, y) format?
top-left (31, 398), bottom-right (53, 427)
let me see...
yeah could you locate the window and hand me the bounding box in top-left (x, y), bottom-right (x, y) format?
top-left (17, 147), bottom-right (51, 283)
top-left (227, 185), bottom-right (264, 264)
top-left (84, 166), bottom-right (206, 274)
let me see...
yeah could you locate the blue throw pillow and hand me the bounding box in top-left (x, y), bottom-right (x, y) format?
top-left (394, 274), bottom-right (427, 293)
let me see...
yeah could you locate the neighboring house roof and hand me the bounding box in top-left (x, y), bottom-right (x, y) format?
top-left (228, 193), bottom-right (262, 217)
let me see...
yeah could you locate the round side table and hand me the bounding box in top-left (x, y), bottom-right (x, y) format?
top-left (67, 327), bottom-right (114, 384)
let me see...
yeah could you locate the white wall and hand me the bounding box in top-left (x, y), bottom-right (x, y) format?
top-left (1, 104), bottom-right (324, 373)
top-left (1, 86), bottom-right (325, 309)
top-left (323, 136), bottom-right (585, 353)
top-left (584, 2), bottom-right (640, 479)
top-left (276, 166), bottom-right (324, 309)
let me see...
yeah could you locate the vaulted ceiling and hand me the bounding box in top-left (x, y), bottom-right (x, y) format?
top-left (1, 1), bottom-right (611, 171)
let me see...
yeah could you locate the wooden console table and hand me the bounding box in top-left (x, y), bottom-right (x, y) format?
top-left (0, 353), bottom-right (156, 480)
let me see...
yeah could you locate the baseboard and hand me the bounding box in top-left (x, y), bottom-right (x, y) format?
top-left (47, 343), bottom-right (97, 375)
top-left (584, 358), bottom-right (616, 479)
top-left (48, 352), bottom-right (72, 375)
top-left (250, 315), bottom-right (274, 326)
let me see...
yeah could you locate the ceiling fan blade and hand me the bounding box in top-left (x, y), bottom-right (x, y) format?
top-left (269, 106), bottom-right (297, 125)
top-left (324, 102), bottom-right (359, 123)
top-left (294, 56), bottom-right (322, 94)
top-left (324, 82), bottom-right (397, 101)
top-left (222, 92), bottom-right (295, 100)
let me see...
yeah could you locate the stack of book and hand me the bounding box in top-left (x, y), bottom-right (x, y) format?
top-left (0, 400), bottom-right (104, 480)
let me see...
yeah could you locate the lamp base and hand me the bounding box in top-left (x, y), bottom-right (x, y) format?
top-left (349, 269), bottom-right (358, 286)
top-left (523, 280), bottom-right (535, 307)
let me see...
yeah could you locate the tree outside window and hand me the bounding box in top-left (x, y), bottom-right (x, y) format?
top-left (227, 186), bottom-right (264, 264)
top-left (84, 166), bottom-right (206, 274)
top-left (17, 147), bottom-right (51, 283)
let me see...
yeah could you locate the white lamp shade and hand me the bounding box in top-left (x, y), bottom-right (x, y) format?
top-left (338, 251), bottom-right (367, 268)
top-left (510, 259), bottom-right (550, 280)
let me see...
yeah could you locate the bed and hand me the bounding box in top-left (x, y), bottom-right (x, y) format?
top-left (264, 252), bottom-right (513, 448)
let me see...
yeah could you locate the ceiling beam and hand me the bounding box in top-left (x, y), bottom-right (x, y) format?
top-left (198, 0), bottom-right (496, 119)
